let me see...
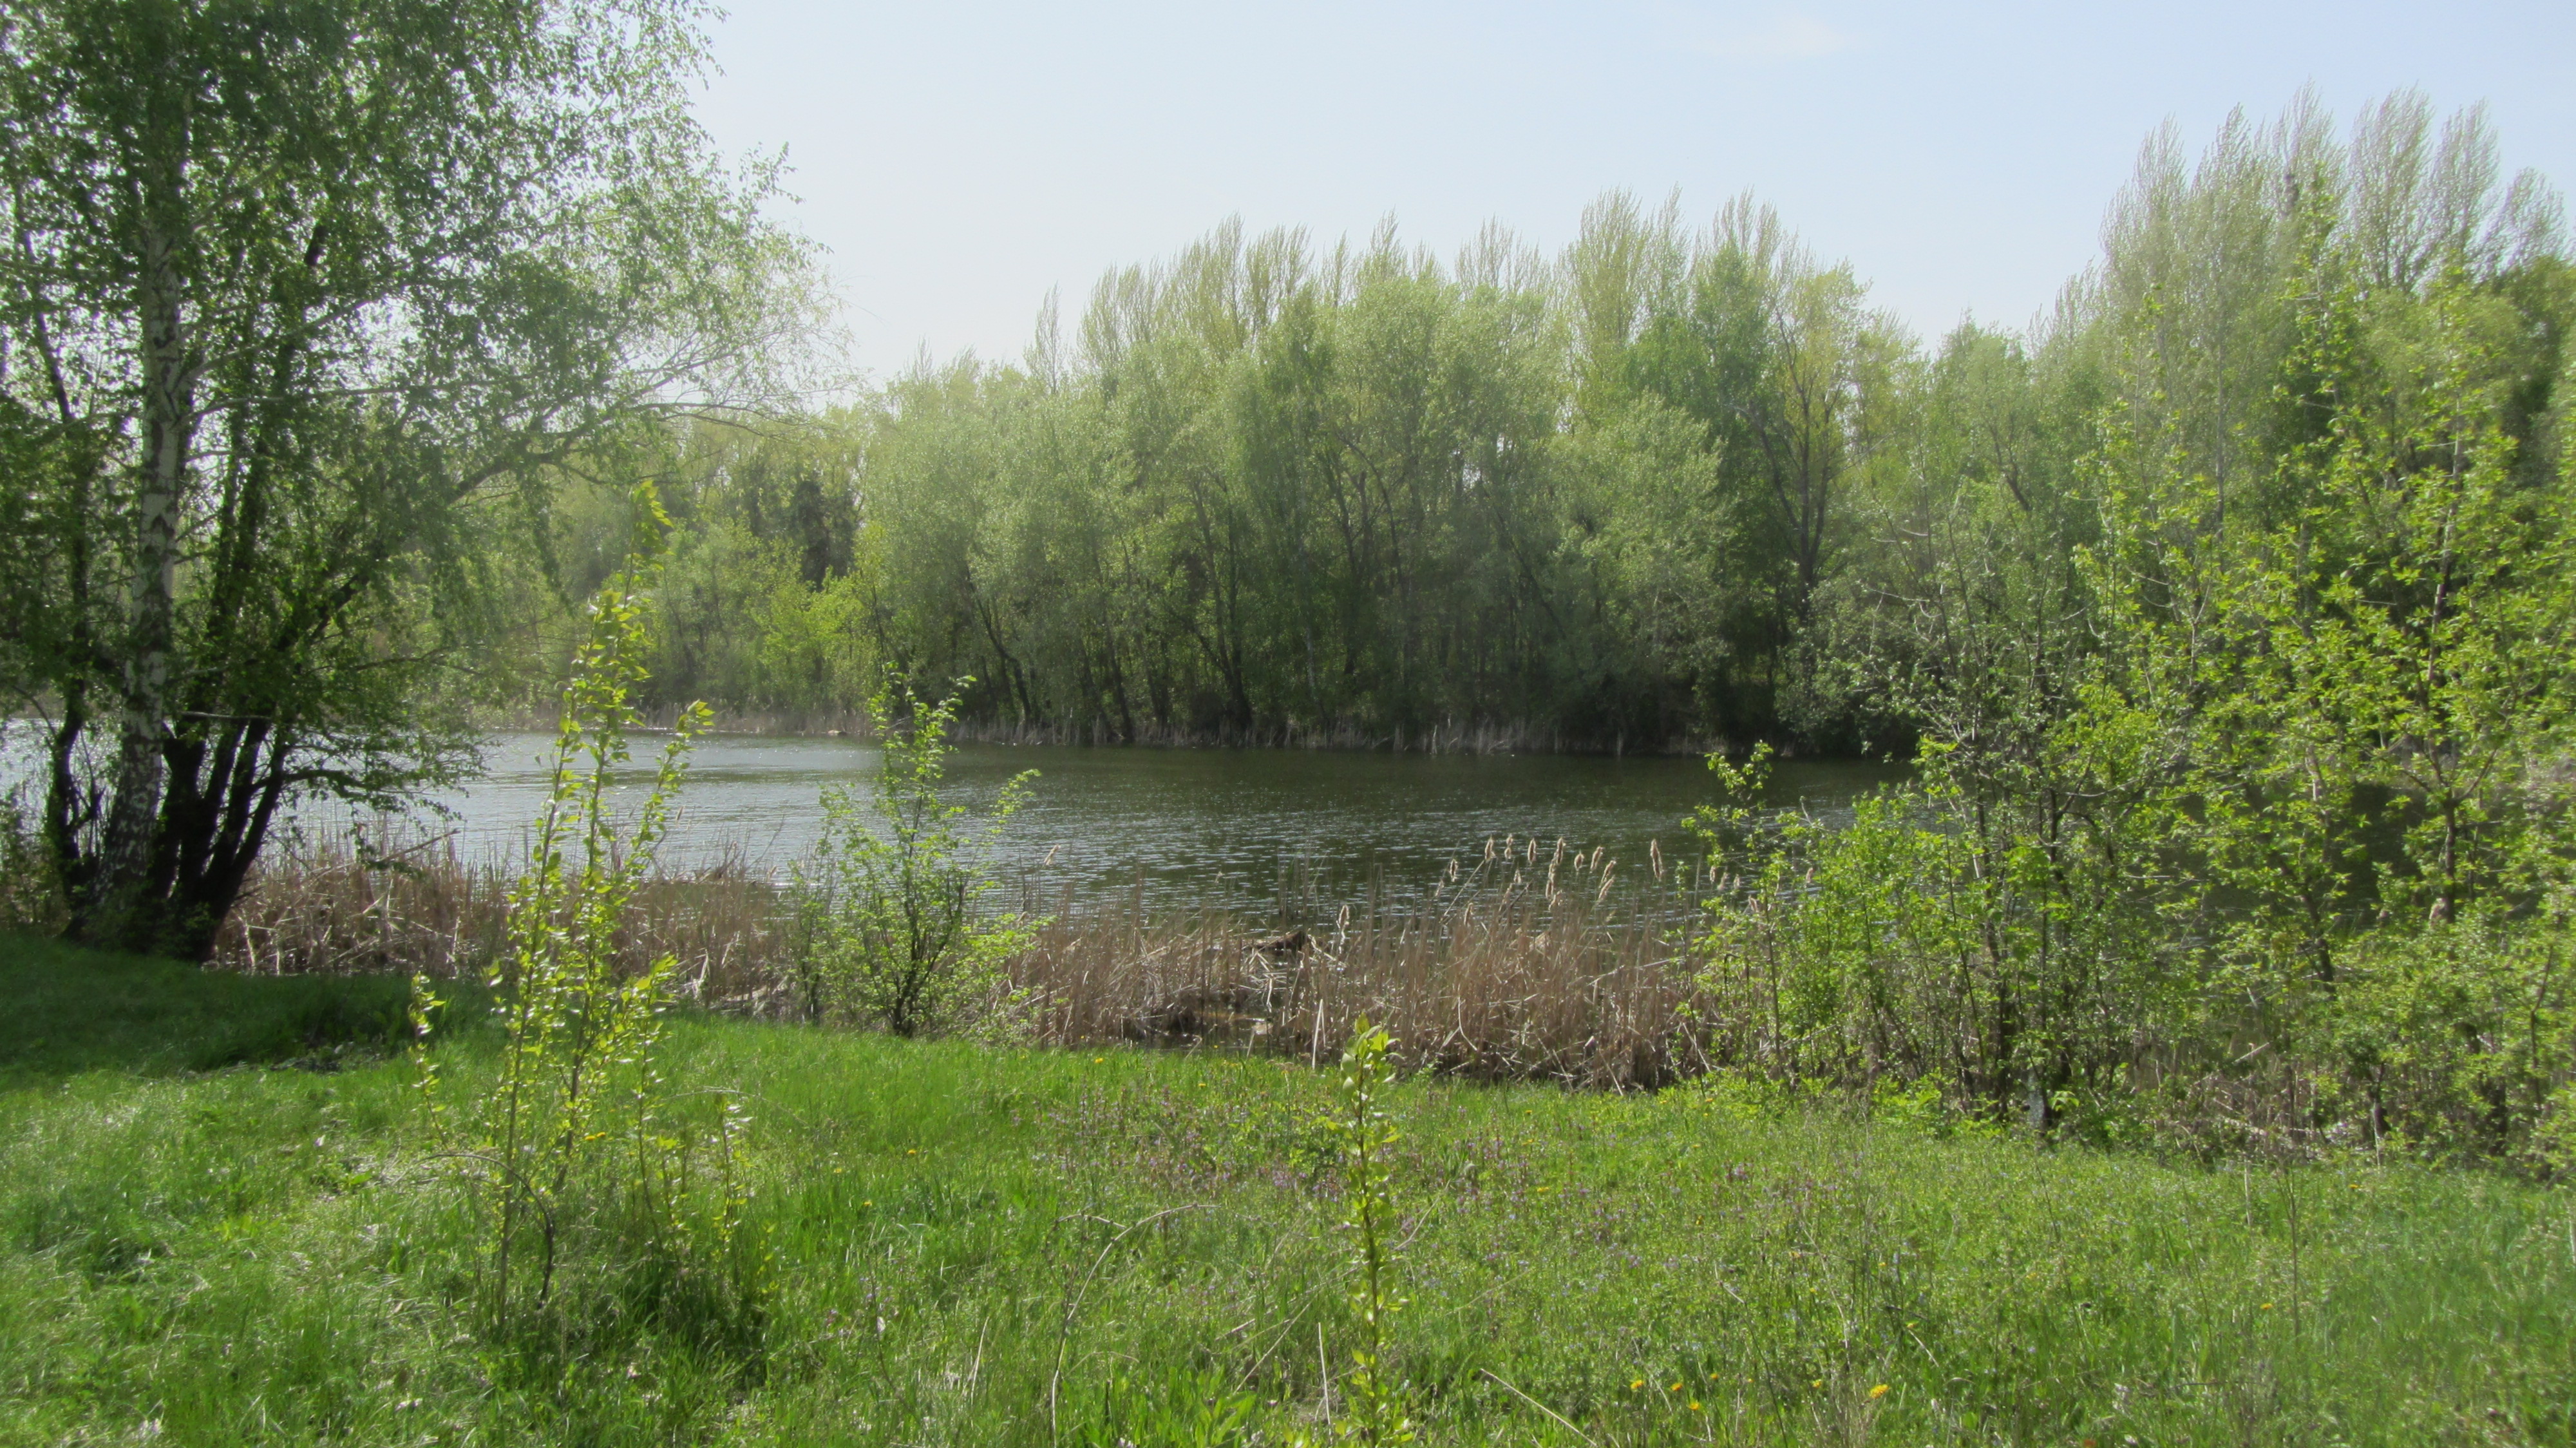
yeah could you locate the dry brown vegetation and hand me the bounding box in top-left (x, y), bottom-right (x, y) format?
top-left (1013, 841), bottom-right (1711, 1087)
top-left (211, 830), bottom-right (793, 1008)
top-left (213, 828), bottom-right (1716, 1087)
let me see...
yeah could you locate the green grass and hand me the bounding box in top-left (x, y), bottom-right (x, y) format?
top-left (0, 933), bottom-right (426, 1083)
top-left (2, 937), bottom-right (2571, 1446)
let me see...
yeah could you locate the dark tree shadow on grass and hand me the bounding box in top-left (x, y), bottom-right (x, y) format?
top-left (0, 933), bottom-right (482, 1083)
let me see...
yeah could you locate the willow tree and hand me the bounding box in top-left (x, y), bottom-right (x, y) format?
top-left (1596, 197), bottom-right (1907, 736)
top-left (0, 0), bottom-right (812, 955)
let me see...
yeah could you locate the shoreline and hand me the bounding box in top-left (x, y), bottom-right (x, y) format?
top-left (469, 703), bottom-right (1819, 760)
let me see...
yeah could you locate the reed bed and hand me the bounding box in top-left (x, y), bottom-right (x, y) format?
top-left (1012, 903), bottom-right (1698, 1088)
top-left (211, 829), bottom-right (795, 1007)
top-left (213, 828), bottom-right (1718, 1089)
top-left (1014, 837), bottom-right (1711, 1088)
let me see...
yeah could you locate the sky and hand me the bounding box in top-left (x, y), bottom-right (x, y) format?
top-left (688, 1), bottom-right (2576, 378)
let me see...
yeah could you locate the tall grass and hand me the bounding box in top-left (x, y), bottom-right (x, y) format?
top-left (215, 829), bottom-right (1720, 1089)
top-left (1014, 843), bottom-right (1709, 1089)
top-left (6, 949), bottom-right (2573, 1447)
top-left (211, 827), bottom-right (791, 1007)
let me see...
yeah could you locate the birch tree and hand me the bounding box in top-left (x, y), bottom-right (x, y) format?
top-left (0, 0), bottom-right (813, 955)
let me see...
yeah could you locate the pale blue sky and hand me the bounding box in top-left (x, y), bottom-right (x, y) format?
top-left (690, 1), bottom-right (2576, 376)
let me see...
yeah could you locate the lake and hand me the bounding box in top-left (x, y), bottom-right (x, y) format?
top-left (4, 723), bottom-right (1906, 917)
top-left (416, 734), bottom-right (1904, 915)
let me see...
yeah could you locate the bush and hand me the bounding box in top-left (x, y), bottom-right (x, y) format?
top-left (419, 515), bottom-right (764, 1363)
top-left (2320, 909), bottom-right (2576, 1172)
top-left (790, 678), bottom-right (1037, 1038)
top-left (0, 790), bottom-right (64, 936)
top-left (1690, 747), bottom-right (2186, 1130)
top-left (1688, 752), bottom-right (2576, 1171)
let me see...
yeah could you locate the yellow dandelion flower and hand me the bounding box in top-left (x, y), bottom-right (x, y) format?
top-left (1869, 1384), bottom-right (1889, 1399)
top-left (1810, 1379), bottom-right (1823, 1389)
top-left (1629, 1379), bottom-right (1645, 1391)
top-left (1688, 1401), bottom-right (1703, 1411)
top-left (2260, 1302), bottom-right (2275, 1310)
top-left (1668, 1382), bottom-right (1682, 1392)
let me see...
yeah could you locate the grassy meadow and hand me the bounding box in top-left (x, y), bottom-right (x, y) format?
top-left (3, 935), bottom-right (2571, 1447)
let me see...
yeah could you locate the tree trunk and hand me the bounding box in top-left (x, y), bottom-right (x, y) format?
top-left (86, 218), bottom-right (194, 952)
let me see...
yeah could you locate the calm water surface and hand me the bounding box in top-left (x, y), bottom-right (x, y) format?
top-left (432, 734), bottom-right (1904, 914)
top-left (5, 723), bottom-right (1906, 916)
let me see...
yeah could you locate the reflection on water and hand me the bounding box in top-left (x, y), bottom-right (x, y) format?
top-left (3, 721), bottom-right (1908, 917)
top-left (394, 734), bottom-right (1908, 916)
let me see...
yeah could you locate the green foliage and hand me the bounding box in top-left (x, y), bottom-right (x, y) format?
top-left (0, 793), bottom-right (63, 937)
top-left (1071, 1363), bottom-right (1262, 1448)
top-left (1696, 763), bottom-right (1986, 1092)
top-left (428, 519), bottom-right (762, 1358)
top-left (0, 0), bottom-right (815, 956)
top-left (790, 678), bottom-right (1037, 1037)
top-left (1678, 105), bottom-right (2576, 1165)
top-left (457, 94), bottom-right (2568, 790)
top-left (614, 205), bottom-right (1915, 750)
top-left (2317, 910), bottom-right (2576, 1171)
top-left (516, 422), bottom-right (881, 723)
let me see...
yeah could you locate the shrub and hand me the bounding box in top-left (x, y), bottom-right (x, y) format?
top-left (2319, 908), bottom-right (2576, 1172)
top-left (417, 513), bottom-right (763, 1361)
top-left (0, 790), bottom-right (64, 935)
top-left (790, 677), bottom-right (1037, 1038)
top-left (1312, 1019), bottom-right (1413, 1445)
top-left (1690, 745), bottom-right (2576, 1170)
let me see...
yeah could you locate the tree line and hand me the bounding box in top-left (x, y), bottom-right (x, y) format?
top-left (580, 95), bottom-right (2567, 770)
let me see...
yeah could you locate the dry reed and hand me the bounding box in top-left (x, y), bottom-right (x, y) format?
top-left (1011, 836), bottom-right (1714, 1089)
top-left (213, 828), bottom-right (1719, 1089)
top-left (211, 827), bottom-right (795, 1007)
